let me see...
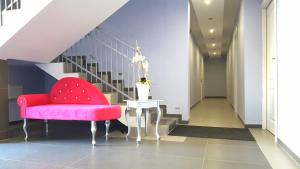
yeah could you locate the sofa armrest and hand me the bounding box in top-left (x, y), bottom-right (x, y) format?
top-left (17, 94), bottom-right (50, 118)
top-left (17, 94), bottom-right (50, 107)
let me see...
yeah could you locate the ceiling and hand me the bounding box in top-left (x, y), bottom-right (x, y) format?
top-left (190, 0), bottom-right (241, 58)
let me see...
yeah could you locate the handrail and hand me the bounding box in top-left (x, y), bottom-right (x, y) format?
top-left (87, 34), bottom-right (132, 61)
top-left (95, 27), bottom-right (135, 51)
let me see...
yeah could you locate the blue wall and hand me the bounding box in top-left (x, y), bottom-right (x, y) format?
top-left (64, 0), bottom-right (191, 120)
top-left (8, 59), bottom-right (45, 93)
top-left (8, 59), bottom-right (50, 122)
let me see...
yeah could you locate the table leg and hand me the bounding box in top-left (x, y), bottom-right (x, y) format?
top-left (145, 109), bottom-right (150, 136)
top-left (136, 108), bottom-right (142, 143)
top-left (156, 105), bottom-right (161, 140)
top-left (125, 108), bottom-right (131, 138)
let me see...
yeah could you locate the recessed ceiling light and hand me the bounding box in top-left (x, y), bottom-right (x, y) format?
top-left (209, 29), bottom-right (215, 33)
top-left (212, 43), bottom-right (216, 47)
top-left (204, 0), bottom-right (211, 5)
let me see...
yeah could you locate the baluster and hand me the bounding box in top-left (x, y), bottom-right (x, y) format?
top-left (85, 54), bottom-right (88, 81)
top-left (127, 49), bottom-right (130, 99)
top-left (110, 41), bottom-right (113, 93)
top-left (81, 55), bottom-right (83, 74)
top-left (133, 56), bottom-right (136, 99)
top-left (106, 45), bottom-right (108, 92)
top-left (116, 40), bottom-right (119, 102)
top-left (90, 57), bottom-right (93, 83)
top-left (100, 45), bottom-right (103, 89)
top-left (122, 46), bottom-right (124, 101)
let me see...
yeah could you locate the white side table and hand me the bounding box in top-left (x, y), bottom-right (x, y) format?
top-left (124, 99), bottom-right (163, 143)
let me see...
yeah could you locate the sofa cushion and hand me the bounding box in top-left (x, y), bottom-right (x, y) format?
top-left (50, 77), bottom-right (109, 105)
top-left (25, 104), bottom-right (121, 121)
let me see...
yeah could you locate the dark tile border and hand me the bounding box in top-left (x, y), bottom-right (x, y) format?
top-left (205, 96), bottom-right (227, 99)
top-left (245, 124), bottom-right (262, 128)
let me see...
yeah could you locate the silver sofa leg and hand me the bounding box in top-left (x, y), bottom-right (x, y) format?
top-left (44, 120), bottom-right (48, 136)
top-left (91, 121), bottom-right (97, 145)
top-left (105, 120), bottom-right (110, 141)
top-left (23, 119), bottom-right (28, 141)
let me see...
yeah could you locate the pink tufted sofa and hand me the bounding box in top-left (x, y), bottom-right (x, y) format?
top-left (17, 77), bottom-right (121, 145)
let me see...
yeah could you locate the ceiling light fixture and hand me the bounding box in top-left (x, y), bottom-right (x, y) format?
top-left (212, 43), bottom-right (216, 47)
top-left (209, 29), bottom-right (215, 33)
top-left (204, 0), bottom-right (211, 5)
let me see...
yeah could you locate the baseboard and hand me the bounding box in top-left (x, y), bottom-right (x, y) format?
top-left (278, 139), bottom-right (300, 165)
top-left (179, 120), bottom-right (189, 124)
top-left (245, 124), bottom-right (262, 128)
top-left (205, 96), bottom-right (227, 99)
top-left (9, 120), bottom-right (23, 125)
top-left (163, 113), bottom-right (181, 119)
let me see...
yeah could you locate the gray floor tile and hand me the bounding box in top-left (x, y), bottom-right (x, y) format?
top-left (0, 159), bottom-right (65, 169)
top-left (71, 147), bottom-right (203, 169)
top-left (206, 139), bottom-right (258, 147)
top-left (205, 143), bottom-right (270, 165)
top-left (203, 159), bottom-right (272, 169)
top-left (141, 141), bottom-right (205, 158)
top-left (0, 141), bottom-right (89, 166)
top-left (0, 124), bottom-right (273, 169)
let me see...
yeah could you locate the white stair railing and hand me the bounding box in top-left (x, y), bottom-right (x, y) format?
top-left (56, 28), bottom-right (139, 102)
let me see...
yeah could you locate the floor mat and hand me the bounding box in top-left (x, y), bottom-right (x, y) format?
top-left (169, 125), bottom-right (255, 141)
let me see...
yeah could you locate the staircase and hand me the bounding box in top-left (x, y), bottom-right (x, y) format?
top-left (37, 28), bottom-right (177, 138)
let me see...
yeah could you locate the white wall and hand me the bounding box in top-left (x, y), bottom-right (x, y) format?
top-left (205, 57), bottom-right (227, 97)
top-left (227, 26), bottom-right (239, 114)
top-left (189, 33), bottom-right (204, 107)
top-left (227, 0), bottom-right (262, 125)
top-left (243, 0), bottom-right (263, 125)
top-left (277, 0), bottom-right (300, 159)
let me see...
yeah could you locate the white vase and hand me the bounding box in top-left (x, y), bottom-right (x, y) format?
top-left (136, 83), bottom-right (150, 100)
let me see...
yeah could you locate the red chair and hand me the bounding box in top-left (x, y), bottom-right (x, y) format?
top-left (17, 77), bottom-right (121, 145)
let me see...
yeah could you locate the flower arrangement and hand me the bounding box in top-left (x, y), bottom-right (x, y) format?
top-left (132, 41), bottom-right (150, 85)
top-left (132, 41), bottom-right (151, 100)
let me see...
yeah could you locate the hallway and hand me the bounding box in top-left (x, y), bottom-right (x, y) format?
top-left (189, 98), bottom-right (244, 128)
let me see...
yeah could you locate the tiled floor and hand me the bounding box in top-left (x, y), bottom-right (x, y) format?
top-left (0, 98), bottom-right (299, 169)
top-left (189, 99), bottom-right (244, 128)
top-left (0, 126), bottom-right (272, 169)
top-left (188, 98), bottom-right (300, 169)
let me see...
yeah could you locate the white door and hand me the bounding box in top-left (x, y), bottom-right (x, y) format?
top-left (266, 0), bottom-right (277, 134)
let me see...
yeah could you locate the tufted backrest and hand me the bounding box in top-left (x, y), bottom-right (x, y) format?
top-left (50, 77), bottom-right (109, 105)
